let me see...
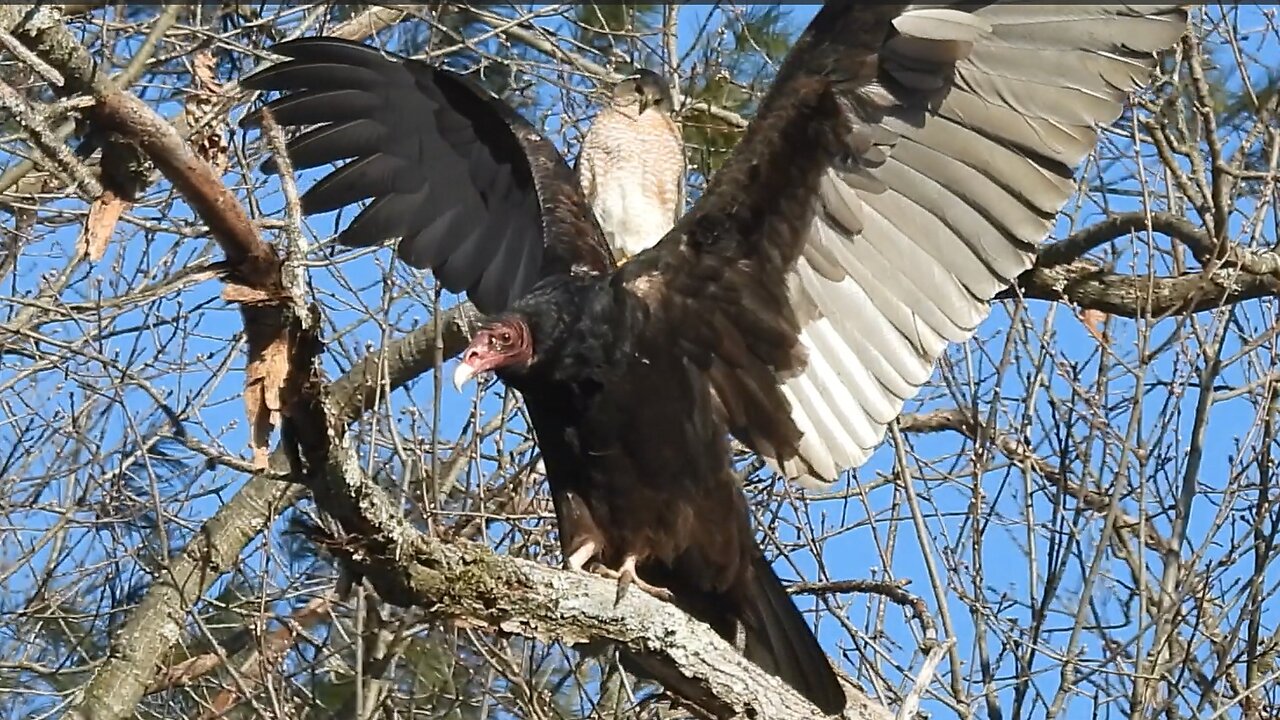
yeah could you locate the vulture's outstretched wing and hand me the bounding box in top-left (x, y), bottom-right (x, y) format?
top-left (778, 3), bottom-right (1187, 484)
top-left (240, 37), bottom-right (613, 315)
top-left (620, 2), bottom-right (1187, 483)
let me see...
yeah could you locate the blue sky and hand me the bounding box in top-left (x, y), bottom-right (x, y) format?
top-left (3, 4), bottom-right (1278, 719)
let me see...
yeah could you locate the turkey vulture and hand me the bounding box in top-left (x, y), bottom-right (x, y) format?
top-left (242, 1), bottom-right (1187, 714)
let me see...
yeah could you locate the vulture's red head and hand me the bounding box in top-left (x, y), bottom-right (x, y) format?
top-left (453, 317), bottom-right (535, 390)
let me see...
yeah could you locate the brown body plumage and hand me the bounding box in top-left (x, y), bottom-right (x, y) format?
top-left (242, 3), bottom-right (1187, 715)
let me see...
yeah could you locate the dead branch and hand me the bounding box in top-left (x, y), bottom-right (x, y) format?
top-left (791, 578), bottom-right (938, 648)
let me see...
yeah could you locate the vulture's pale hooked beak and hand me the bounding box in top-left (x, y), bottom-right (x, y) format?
top-left (452, 361), bottom-right (480, 392)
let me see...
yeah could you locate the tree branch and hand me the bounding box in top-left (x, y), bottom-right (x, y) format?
top-left (1009, 260), bottom-right (1280, 319)
top-left (1036, 210), bottom-right (1280, 277)
top-left (71, 475), bottom-right (305, 720)
top-left (4, 4), bottom-right (280, 289)
top-left (299, 426), bottom-right (890, 720)
top-left (791, 578), bottom-right (938, 649)
top-left (0, 75), bottom-right (101, 198)
top-left (327, 301), bottom-right (480, 423)
top-left (90, 91), bottom-right (282, 289)
top-left (459, 7), bottom-right (749, 128)
top-left (67, 298), bottom-right (480, 720)
top-left (899, 408), bottom-right (1175, 554)
top-left (0, 4), bottom-right (177, 199)
top-left (1009, 211), bottom-right (1280, 318)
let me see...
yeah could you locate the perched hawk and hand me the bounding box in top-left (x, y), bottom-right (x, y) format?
top-left (575, 70), bottom-right (685, 265)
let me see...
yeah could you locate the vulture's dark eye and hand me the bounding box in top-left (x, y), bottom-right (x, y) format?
top-left (500, 331), bottom-right (513, 344)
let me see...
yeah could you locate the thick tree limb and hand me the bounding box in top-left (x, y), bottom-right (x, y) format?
top-left (90, 91), bottom-right (282, 289)
top-left (1044, 210), bottom-right (1280, 276)
top-left (1011, 260), bottom-right (1279, 319)
top-left (71, 476), bottom-right (305, 720)
top-left (295, 426), bottom-right (890, 720)
top-left (1010, 211), bottom-right (1280, 318)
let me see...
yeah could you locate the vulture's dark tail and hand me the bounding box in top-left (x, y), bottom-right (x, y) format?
top-left (616, 553), bottom-right (846, 715)
top-left (740, 552), bottom-right (846, 715)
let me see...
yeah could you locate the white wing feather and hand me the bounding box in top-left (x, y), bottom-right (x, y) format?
top-left (778, 4), bottom-right (1187, 485)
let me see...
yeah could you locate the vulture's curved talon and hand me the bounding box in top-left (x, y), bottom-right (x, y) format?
top-left (596, 555), bottom-right (674, 605)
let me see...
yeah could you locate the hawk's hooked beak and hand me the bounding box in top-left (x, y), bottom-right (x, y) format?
top-left (452, 360), bottom-right (480, 392)
top-left (621, 72), bottom-right (652, 115)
